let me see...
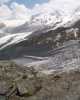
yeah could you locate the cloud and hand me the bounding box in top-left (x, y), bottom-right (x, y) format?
top-left (32, 0), bottom-right (80, 16)
top-left (11, 2), bottom-right (31, 21)
top-left (49, 0), bottom-right (80, 14)
top-left (0, 5), bottom-right (12, 19)
top-left (0, 2), bottom-right (32, 22)
top-left (0, 0), bottom-right (12, 4)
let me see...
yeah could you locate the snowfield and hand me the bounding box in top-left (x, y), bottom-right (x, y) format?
top-left (0, 32), bottom-right (32, 49)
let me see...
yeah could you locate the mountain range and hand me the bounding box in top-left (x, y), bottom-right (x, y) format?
top-left (0, 11), bottom-right (80, 60)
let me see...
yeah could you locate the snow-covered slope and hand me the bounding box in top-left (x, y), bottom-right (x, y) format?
top-left (0, 32), bottom-right (32, 50)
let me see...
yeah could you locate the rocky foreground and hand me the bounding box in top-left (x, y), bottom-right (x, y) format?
top-left (0, 58), bottom-right (80, 100)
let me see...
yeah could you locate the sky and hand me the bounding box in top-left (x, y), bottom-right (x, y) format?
top-left (0, 0), bottom-right (49, 21)
top-left (0, 0), bottom-right (80, 26)
top-left (13, 0), bottom-right (48, 8)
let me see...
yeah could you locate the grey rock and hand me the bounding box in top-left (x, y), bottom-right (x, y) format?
top-left (16, 77), bottom-right (41, 96)
top-left (0, 81), bottom-right (12, 95)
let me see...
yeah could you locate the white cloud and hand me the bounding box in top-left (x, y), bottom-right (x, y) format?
top-left (31, 0), bottom-right (80, 16)
top-left (0, 5), bottom-right (12, 19)
top-left (49, 0), bottom-right (80, 14)
top-left (0, 0), bottom-right (12, 4)
top-left (0, 2), bottom-right (32, 23)
top-left (11, 2), bottom-right (31, 21)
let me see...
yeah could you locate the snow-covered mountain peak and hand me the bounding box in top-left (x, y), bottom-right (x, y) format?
top-left (30, 11), bottom-right (63, 26)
